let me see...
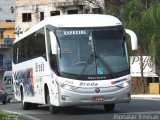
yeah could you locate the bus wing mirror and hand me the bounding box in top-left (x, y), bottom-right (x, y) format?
top-left (49, 31), bottom-right (57, 54)
top-left (125, 29), bottom-right (138, 50)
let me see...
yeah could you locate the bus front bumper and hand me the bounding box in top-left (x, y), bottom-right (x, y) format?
top-left (57, 86), bottom-right (131, 106)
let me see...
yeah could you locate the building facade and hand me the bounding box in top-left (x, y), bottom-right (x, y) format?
top-left (0, 22), bottom-right (15, 70)
top-left (0, 0), bottom-right (15, 79)
top-left (15, 0), bottom-right (104, 33)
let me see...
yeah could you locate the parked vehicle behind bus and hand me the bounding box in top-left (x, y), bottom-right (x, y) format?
top-left (3, 71), bottom-right (14, 102)
top-left (12, 14), bottom-right (138, 114)
top-left (0, 81), bottom-right (7, 104)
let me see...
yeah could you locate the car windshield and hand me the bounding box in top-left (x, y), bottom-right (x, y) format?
top-left (4, 76), bottom-right (12, 85)
top-left (53, 26), bottom-right (129, 80)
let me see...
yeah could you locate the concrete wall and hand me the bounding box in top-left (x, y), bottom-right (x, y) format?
top-left (15, 0), bottom-right (83, 32)
top-left (15, 0), bottom-right (104, 33)
top-left (0, 49), bottom-right (12, 61)
top-left (0, 1), bottom-right (15, 76)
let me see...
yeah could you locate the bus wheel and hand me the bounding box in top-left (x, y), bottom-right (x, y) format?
top-left (46, 89), bottom-right (59, 114)
top-left (21, 89), bottom-right (30, 110)
top-left (50, 105), bottom-right (60, 114)
top-left (30, 103), bottom-right (38, 109)
top-left (104, 104), bottom-right (115, 112)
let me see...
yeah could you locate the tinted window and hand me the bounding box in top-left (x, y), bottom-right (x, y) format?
top-left (27, 28), bottom-right (46, 59)
top-left (13, 28), bottom-right (46, 64)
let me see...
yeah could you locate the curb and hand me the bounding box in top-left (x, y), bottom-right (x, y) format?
top-left (131, 94), bottom-right (160, 100)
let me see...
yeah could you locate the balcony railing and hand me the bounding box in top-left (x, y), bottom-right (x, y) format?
top-left (56, 0), bottom-right (84, 8)
top-left (0, 60), bottom-right (12, 71)
top-left (0, 38), bottom-right (13, 48)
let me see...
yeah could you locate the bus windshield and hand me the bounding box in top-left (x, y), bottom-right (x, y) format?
top-left (54, 26), bottom-right (129, 80)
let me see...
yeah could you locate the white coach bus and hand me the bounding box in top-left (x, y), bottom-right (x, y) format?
top-left (12, 14), bottom-right (138, 114)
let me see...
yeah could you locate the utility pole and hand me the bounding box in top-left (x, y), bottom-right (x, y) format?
top-left (14, 27), bottom-right (23, 37)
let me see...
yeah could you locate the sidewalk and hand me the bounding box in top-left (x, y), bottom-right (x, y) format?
top-left (131, 94), bottom-right (160, 100)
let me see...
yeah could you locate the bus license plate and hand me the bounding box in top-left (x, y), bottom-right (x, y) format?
top-left (92, 96), bottom-right (104, 101)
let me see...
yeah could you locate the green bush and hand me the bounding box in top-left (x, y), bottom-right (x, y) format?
top-left (0, 110), bottom-right (17, 120)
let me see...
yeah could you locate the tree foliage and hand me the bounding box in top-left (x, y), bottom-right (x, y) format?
top-left (104, 0), bottom-right (160, 66)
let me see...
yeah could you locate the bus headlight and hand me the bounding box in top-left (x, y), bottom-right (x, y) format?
top-left (59, 83), bottom-right (78, 91)
top-left (116, 81), bottom-right (130, 88)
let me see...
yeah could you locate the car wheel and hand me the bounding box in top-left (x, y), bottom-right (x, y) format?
top-left (2, 100), bottom-right (7, 105)
top-left (7, 99), bottom-right (11, 103)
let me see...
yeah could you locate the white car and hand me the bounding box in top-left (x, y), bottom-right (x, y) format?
top-left (3, 71), bottom-right (14, 102)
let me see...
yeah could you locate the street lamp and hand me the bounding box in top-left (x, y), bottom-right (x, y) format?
top-left (10, 6), bottom-right (14, 13)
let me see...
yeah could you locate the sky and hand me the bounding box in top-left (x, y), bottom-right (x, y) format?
top-left (0, 0), bottom-right (15, 21)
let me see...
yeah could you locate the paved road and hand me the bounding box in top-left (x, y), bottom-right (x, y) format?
top-left (1, 98), bottom-right (160, 120)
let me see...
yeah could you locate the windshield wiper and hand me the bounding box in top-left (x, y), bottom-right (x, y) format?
top-left (79, 53), bottom-right (94, 78)
top-left (79, 30), bottom-right (114, 78)
top-left (95, 54), bottom-right (114, 78)
top-left (78, 52), bottom-right (114, 79)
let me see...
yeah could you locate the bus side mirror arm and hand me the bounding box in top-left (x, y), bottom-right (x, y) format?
top-left (125, 29), bottom-right (138, 50)
top-left (49, 31), bottom-right (57, 54)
